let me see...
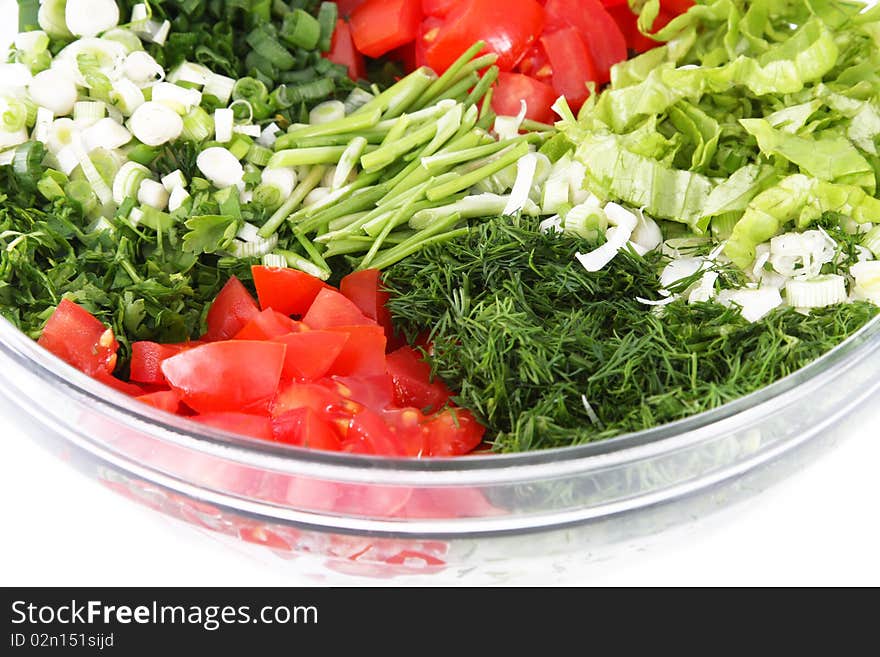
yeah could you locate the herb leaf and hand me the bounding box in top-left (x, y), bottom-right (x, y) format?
top-left (385, 215), bottom-right (878, 452)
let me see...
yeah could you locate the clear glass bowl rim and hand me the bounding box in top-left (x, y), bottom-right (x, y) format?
top-left (2, 311), bottom-right (879, 486)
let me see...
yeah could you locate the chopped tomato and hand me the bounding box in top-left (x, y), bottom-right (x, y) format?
top-left (424, 0), bottom-right (545, 72)
top-left (325, 19), bottom-right (367, 81)
top-left (401, 487), bottom-right (500, 518)
top-left (421, 0), bottom-right (458, 17)
top-left (274, 330), bottom-right (349, 381)
top-left (386, 346), bottom-right (451, 412)
top-left (64, 265), bottom-right (491, 459)
top-left (516, 43), bottom-right (552, 83)
top-left (342, 408), bottom-right (406, 456)
top-left (272, 381), bottom-right (353, 418)
top-left (38, 299), bottom-right (118, 376)
top-left (339, 269), bottom-right (394, 342)
top-left (93, 371), bottom-right (144, 396)
top-left (251, 265), bottom-right (325, 317)
top-left (303, 288), bottom-right (374, 329)
top-left (190, 412), bottom-right (274, 441)
top-left (606, 3), bottom-right (678, 52)
top-left (382, 407), bottom-right (428, 457)
top-left (333, 481), bottom-right (414, 517)
top-left (204, 276), bottom-right (260, 342)
top-left (350, 0), bottom-right (423, 58)
top-left (129, 341), bottom-right (189, 384)
top-left (491, 72), bottom-right (558, 124)
top-left (540, 26), bottom-right (598, 110)
top-left (414, 16), bottom-right (443, 69)
top-left (233, 308), bottom-right (300, 341)
top-left (660, 0), bottom-right (695, 16)
top-left (336, 0), bottom-right (368, 17)
top-left (326, 325), bottom-right (387, 377)
top-left (136, 389), bottom-right (181, 414)
top-left (161, 341), bottom-right (286, 414)
top-left (272, 407), bottom-right (343, 450)
top-left (544, 0), bottom-right (626, 85)
top-left (423, 408), bottom-right (485, 456)
top-left (330, 374), bottom-right (395, 412)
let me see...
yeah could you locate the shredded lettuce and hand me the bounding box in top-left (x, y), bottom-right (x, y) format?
top-left (725, 174), bottom-right (880, 267)
top-left (561, 0), bottom-right (880, 269)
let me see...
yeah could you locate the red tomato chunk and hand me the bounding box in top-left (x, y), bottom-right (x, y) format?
top-left (35, 268), bottom-right (487, 458)
top-left (350, 0), bottom-right (423, 58)
top-left (37, 298), bottom-right (118, 376)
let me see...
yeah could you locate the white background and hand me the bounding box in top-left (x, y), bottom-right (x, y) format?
top-left (0, 2), bottom-right (878, 586)
top-left (2, 404), bottom-right (879, 586)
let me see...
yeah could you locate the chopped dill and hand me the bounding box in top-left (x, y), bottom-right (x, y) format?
top-left (385, 215), bottom-right (878, 452)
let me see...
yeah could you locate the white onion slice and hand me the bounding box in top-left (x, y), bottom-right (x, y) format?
top-left (128, 102), bottom-right (183, 146)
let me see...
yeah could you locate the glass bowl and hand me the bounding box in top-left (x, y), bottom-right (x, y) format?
top-left (3, 309), bottom-right (879, 582)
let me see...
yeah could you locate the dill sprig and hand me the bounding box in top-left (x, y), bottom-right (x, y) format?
top-left (385, 215), bottom-right (878, 452)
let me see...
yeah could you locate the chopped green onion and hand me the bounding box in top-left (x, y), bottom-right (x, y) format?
top-left (232, 77), bottom-right (273, 120)
top-left (112, 161), bottom-right (150, 205)
top-left (419, 42), bottom-right (486, 109)
top-left (281, 9), bottom-right (321, 50)
top-left (126, 142), bottom-right (160, 166)
top-left (167, 61), bottom-right (211, 87)
top-left (73, 101), bottom-right (106, 126)
top-left (203, 73), bottom-right (236, 105)
top-left (227, 133), bottom-right (253, 160)
top-left (138, 205), bottom-right (175, 231)
top-left (785, 275), bottom-right (848, 308)
top-left (18, 0), bottom-right (40, 32)
top-left (420, 137), bottom-right (523, 174)
top-left (352, 67), bottom-right (436, 118)
top-left (360, 122), bottom-right (438, 173)
top-left (65, 179), bottom-right (98, 214)
top-left (37, 0), bottom-right (71, 39)
top-left (316, 2), bottom-right (338, 53)
top-left (309, 100), bottom-right (346, 126)
top-left (464, 65), bottom-right (499, 109)
top-left (247, 23), bottom-right (297, 71)
top-left (181, 106), bottom-right (214, 142)
top-left (268, 145), bottom-right (351, 167)
top-left (196, 146), bottom-right (244, 188)
top-left (246, 144), bottom-right (274, 167)
top-left (230, 233), bottom-right (278, 259)
top-left (259, 165), bottom-right (326, 238)
top-left (82, 118), bottom-right (132, 151)
top-left (160, 169), bottom-right (187, 192)
top-left (214, 108), bottom-right (234, 144)
top-left (368, 222), bottom-right (468, 271)
top-left (426, 140), bottom-right (530, 201)
top-left (344, 88), bottom-right (375, 115)
top-left (861, 225), bottom-right (880, 257)
top-left (124, 51), bottom-right (165, 87)
top-left (278, 107), bottom-right (382, 148)
top-left (168, 185), bottom-right (191, 212)
top-left (128, 102), bottom-right (183, 146)
top-left (28, 69), bottom-right (77, 117)
top-left (109, 79), bottom-right (145, 117)
top-left (331, 136), bottom-right (367, 190)
top-left (102, 28), bottom-right (144, 55)
top-left (70, 140), bottom-right (113, 205)
top-left (37, 169), bottom-right (66, 200)
top-left (262, 253), bottom-right (288, 269)
top-left (138, 179), bottom-right (169, 210)
top-left (434, 72), bottom-right (480, 105)
top-left (65, 0), bottom-right (120, 38)
top-left (270, 78), bottom-right (336, 109)
top-left (12, 141), bottom-right (46, 189)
